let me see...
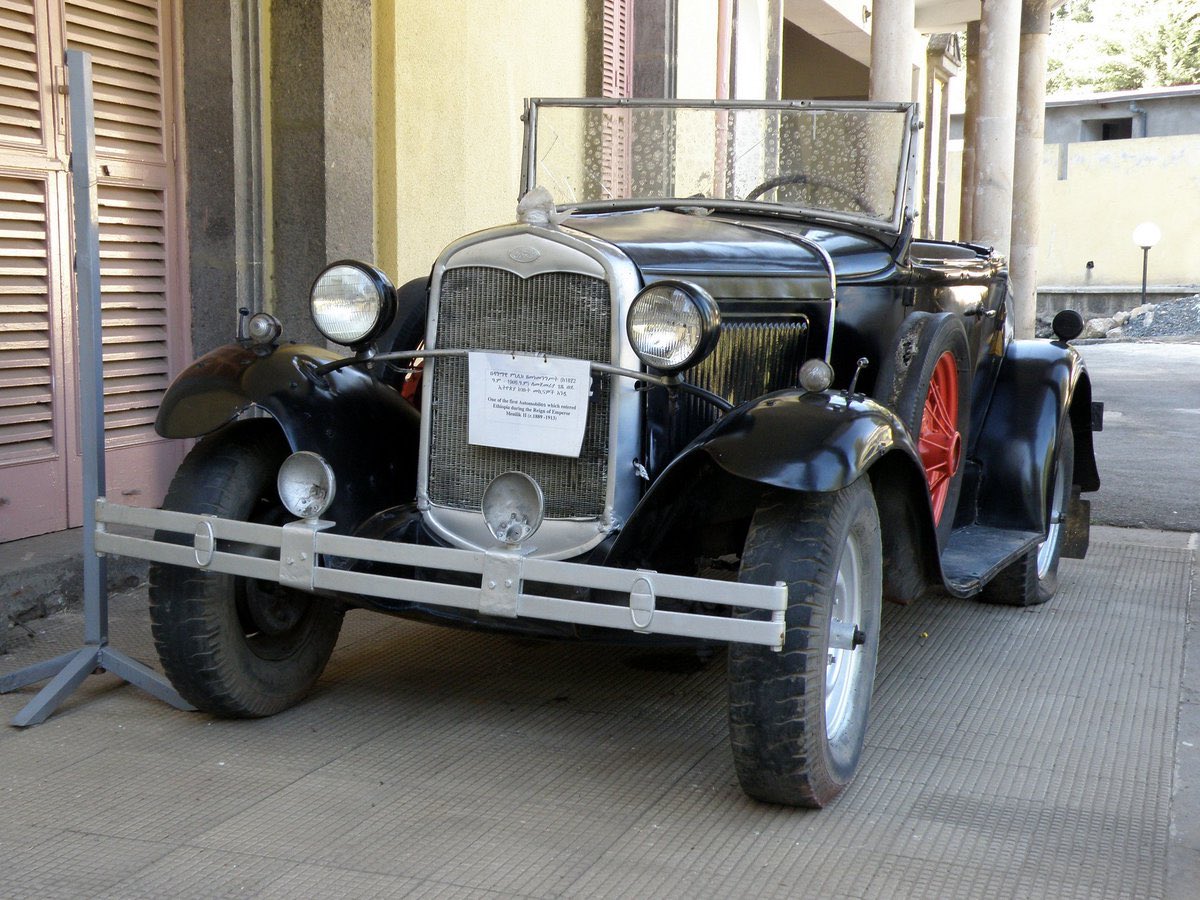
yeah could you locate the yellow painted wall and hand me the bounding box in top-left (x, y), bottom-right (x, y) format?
top-left (676, 0), bottom-right (719, 99)
top-left (375, 1), bottom-right (592, 285)
top-left (946, 134), bottom-right (1200, 289)
top-left (1039, 135), bottom-right (1200, 288)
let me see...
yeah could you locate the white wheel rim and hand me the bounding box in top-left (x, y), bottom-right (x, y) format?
top-left (1037, 454), bottom-right (1069, 579)
top-left (826, 531), bottom-right (864, 741)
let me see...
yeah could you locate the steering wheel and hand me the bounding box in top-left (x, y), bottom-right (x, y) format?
top-left (744, 172), bottom-right (870, 212)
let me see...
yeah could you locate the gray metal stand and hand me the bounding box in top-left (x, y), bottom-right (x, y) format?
top-left (0, 50), bottom-right (193, 726)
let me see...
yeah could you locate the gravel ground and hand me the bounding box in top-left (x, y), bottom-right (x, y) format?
top-left (1114, 294), bottom-right (1200, 339)
top-left (1051, 293), bottom-right (1200, 341)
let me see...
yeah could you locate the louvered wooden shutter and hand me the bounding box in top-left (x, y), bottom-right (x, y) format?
top-left (0, 0), bottom-right (50, 149)
top-left (602, 0), bottom-right (632, 99)
top-left (65, 0), bottom-right (164, 158)
top-left (602, 0), bottom-right (632, 199)
top-left (0, 4), bottom-right (58, 455)
top-left (0, 174), bottom-right (56, 463)
top-left (0, 0), bottom-right (180, 540)
top-left (96, 181), bottom-right (169, 443)
top-left (65, 0), bottom-right (173, 449)
top-left (0, 2), bottom-right (70, 538)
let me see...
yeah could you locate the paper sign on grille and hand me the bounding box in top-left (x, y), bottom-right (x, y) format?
top-left (467, 352), bottom-right (591, 457)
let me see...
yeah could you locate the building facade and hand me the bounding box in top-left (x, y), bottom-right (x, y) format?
top-left (2, 0), bottom-right (1047, 542)
top-left (0, 0), bottom-right (186, 541)
top-left (948, 84), bottom-right (1200, 319)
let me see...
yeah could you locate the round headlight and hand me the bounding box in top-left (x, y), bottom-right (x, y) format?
top-left (277, 451), bottom-right (337, 520)
top-left (310, 261), bottom-right (396, 347)
top-left (626, 281), bottom-right (721, 373)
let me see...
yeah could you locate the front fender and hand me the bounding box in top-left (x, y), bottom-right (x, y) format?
top-left (686, 388), bottom-right (921, 492)
top-left (974, 339), bottom-right (1098, 533)
top-left (607, 389), bottom-right (937, 603)
top-left (155, 343), bottom-right (419, 530)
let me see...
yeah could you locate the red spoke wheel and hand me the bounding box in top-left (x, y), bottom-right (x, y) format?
top-left (873, 312), bottom-right (971, 547)
top-left (917, 352), bottom-right (963, 525)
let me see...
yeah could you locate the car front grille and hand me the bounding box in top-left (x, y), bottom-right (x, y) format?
top-left (427, 266), bottom-right (611, 519)
top-left (691, 319), bottom-right (810, 404)
top-left (664, 318), bottom-right (810, 446)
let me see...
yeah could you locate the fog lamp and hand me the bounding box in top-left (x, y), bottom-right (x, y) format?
top-left (481, 472), bottom-right (545, 545)
top-left (310, 261), bottom-right (396, 348)
top-left (799, 358), bottom-right (835, 393)
top-left (277, 451), bottom-right (337, 520)
top-left (627, 281), bottom-right (721, 373)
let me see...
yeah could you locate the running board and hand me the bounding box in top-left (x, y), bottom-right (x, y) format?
top-left (940, 525), bottom-right (1042, 596)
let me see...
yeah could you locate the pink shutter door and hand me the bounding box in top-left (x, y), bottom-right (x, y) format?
top-left (601, 0), bottom-right (632, 199)
top-left (0, 0), bottom-right (74, 540)
top-left (63, 0), bottom-right (183, 520)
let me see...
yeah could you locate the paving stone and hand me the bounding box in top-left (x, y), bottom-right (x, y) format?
top-left (0, 528), bottom-right (1194, 898)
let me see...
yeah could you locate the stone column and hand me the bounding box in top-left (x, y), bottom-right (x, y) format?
top-left (322, 0), bottom-right (373, 265)
top-left (958, 21), bottom-right (980, 241)
top-left (968, 0), bottom-right (1021, 258)
top-left (934, 69), bottom-right (953, 238)
top-left (1010, 0), bottom-right (1052, 338)
top-left (632, 0), bottom-right (677, 98)
top-left (869, 0), bottom-right (916, 102)
top-left (181, 0), bottom-right (239, 357)
top-left (765, 0), bottom-right (784, 101)
top-left (269, 0), bottom-right (373, 344)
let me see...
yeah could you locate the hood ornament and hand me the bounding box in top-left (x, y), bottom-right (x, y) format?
top-left (517, 186), bottom-right (573, 227)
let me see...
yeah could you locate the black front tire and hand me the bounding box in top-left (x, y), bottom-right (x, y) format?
top-left (149, 421), bottom-right (344, 717)
top-left (728, 479), bottom-right (883, 807)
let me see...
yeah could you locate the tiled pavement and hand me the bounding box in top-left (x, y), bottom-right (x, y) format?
top-left (1, 525), bottom-right (1196, 899)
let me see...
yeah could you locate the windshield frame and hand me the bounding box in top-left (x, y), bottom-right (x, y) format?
top-left (521, 97), bottom-right (920, 236)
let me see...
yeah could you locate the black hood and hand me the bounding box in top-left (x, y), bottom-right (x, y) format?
top-left (563, 209), bottom-right (895, 281)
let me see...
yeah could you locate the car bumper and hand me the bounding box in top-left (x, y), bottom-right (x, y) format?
top-left (95, 499), bottom-right (788, 650)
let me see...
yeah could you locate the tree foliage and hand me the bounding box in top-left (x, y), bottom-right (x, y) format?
top-left (1048, 0), bottom-right (1200, 94)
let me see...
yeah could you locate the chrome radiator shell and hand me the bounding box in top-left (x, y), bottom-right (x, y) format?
top-left (417, 227), bottom-right (643, 559)
top-left (429, 268), bottom-right (610, 519)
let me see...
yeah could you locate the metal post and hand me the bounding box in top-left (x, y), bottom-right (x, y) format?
top-left (73, 48), bottom-right (107, 650)
top-left (1141, 247), bottom-right (1150, 307)
top-left (0, 50), bottom-right (193, 726)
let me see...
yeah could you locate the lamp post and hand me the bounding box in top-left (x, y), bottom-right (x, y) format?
top-left (1132, 221), bottom-right (1162, 308)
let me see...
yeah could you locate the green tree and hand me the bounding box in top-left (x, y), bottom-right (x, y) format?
top-left (1136, 1), bottom-right (1200, 86)
top-left (1048, 0), bottom-right (1200, 94)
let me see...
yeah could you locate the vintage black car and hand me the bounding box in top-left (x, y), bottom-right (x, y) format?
top-left (97, 99), bottom-right (1100, 808)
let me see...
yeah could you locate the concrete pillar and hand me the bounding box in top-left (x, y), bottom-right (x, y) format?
top-left (869, 0), bottom-right (916, 102)
top-left (322, 0), bottom-right (373, 265)
top-left (632, 0), bottom-right (677, 97)
top-left (1010, 0), bottom-right (1052, 338)
top-left (934, 71), bottom-right (952, 238)
top-left (269, 0), bottom-right (373, 345)
top-left (765, 0), bottom-right (784, 101)
top-left (958, 21), bottom-right (980, 241)
top-left (181, 0), bottom-right (239, 356)
top-left (968, 0), bottom-right (1021, 258)
top-left (270, 0), bottom-right (325, 344)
